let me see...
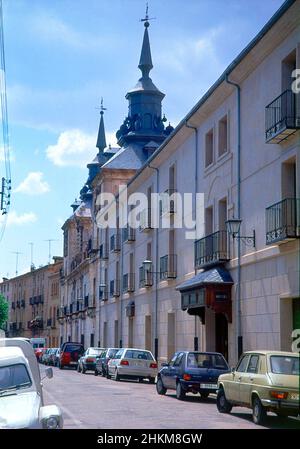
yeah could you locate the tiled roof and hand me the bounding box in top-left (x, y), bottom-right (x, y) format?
top-left (176, 266), bottom-right (233, 292)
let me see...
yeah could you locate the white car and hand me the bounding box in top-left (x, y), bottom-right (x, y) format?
top-left (0, 338), bottom-right (63, 429)
top-left (108, 348), bottom-right (158, 383)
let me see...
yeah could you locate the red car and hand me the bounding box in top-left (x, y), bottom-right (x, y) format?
top-left (59, 342), bottom-right (84, 369)
top-left (34, 347), bottom-right (46, 363)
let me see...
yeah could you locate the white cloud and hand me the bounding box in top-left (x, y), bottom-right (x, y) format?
top-left (14, 172), bottom-right (50, 195)
top-left (0, 210), bottom-right (38, 227)
top-left (30, 14), bottom-right (107, 51)
top-left (46, 129), bottom-right (118, 168)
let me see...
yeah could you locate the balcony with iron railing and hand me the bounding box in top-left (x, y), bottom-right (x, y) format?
top-left (99, 285), bottom-right (108, 302)
top-left (122, 273), bottom-right (135, 293)
top-left (139, 266), bottom-right (153, 288)
top-left (195, 230), bottom-right (230, 269)
top-left (99, 242), bottom-right (109, 260)
top-left (160, 189), bottom-right (177, 215)
top-left (265, 90), bottom-right (300, 144)
top-left (122, 225), bottom-right (136, 243)
top-left (110, 233), bottom-right (121, 252)
top-left (139, 208), bottom-right (153, 232)
top-left (160, 254), bottom-right (177, 280)
top-left (266, 198), bottom-right (300, 244)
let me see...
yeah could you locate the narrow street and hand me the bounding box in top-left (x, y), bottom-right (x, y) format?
top-left (42, 367), bottom-right (300, 429)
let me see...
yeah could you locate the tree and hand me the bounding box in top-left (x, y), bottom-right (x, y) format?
top-left (0, 294), bottom-right (8, 329)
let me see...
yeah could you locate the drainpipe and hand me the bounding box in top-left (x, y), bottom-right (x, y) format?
top-left (120, 221), bottom-right (124, 349)
top-left (185, 120), bottom-right (199, 352)
top-left (147, 163), bottom-right (159, 361)
top-left (225, 73), bottom-right (242, 360)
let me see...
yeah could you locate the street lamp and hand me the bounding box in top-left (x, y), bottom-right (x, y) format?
top-left (226, 218), bottom-right (256, 247)
top-left (142, 259), bottom-right (153, 274)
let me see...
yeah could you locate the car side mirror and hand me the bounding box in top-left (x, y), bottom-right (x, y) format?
top-left (44, 367), bottom-right (53, 379)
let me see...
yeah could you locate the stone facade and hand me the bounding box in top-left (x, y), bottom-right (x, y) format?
top-left (59, 1), bottom-right (300, 366)
top-left (0, 257), bottom-right (63, 347)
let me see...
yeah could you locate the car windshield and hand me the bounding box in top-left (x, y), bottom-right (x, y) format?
top-left (88, 349), bottom-right (102, 356)
top-left (270, 356), bottom-right (300, 375)
top-left (0, 364), bottom-right (32, 392)
top-left (187, 353), bottom-right (228, 369)
top-left (64, 344), bottom-right (83, 353)
top-left (125, 350), bottom-right (154, 360)
top-left (108, 349), bottom-right (119, 358)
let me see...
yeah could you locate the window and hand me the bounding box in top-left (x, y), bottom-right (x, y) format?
top-left (169, 353), bottom-right (179, 367)
top-left (236, 355), bottom-right (250, 372)
top-left (174, 353), bottom-right (184, 367)
top-left (270, 356), bottom-right (299, 375)
top-left (0, 364), bottom-right (32, 391)
top-left (205, 129), bottom-right (214, 167)
top-left (218, 115), bottom-right (228, 157)
top-left (247, 355), bottom-right (259, 374)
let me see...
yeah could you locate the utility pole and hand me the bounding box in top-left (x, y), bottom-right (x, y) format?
top-left (11, 251), bottom-right (22, 277)
top-left (44, 239), bottom-right (58, 265)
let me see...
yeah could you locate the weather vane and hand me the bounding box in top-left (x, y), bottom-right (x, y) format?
top-left (96, 97), bottom-right (107, 114)
top-left (140, 3), bottom-right (155, 27)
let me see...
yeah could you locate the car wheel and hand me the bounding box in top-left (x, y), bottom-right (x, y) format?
top-left (149, 377), bottom-right (155, 384)
top-left (94, 369), bottom-right (99, 376)
top-left (176, 382), bottom-right (186, 400)
top-left (156, 377), bottom-right (167, 395)
top-left (216, 388), bottom-right (232, 413)
top-left (200, 392), bottom-right (209, 399)
top-left (106, 372), bottom-right (111, 379)
top-left (252, 396), bottom-right (266, 425)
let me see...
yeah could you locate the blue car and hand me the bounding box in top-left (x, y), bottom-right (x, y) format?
top-left (156, 351), bottom-right (230, 400)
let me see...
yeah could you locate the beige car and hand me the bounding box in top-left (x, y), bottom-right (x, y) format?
top-left (217, 351), bottom-right (300, 425)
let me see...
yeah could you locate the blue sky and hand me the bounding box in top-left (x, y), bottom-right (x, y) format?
top-left (0, 0), bottom-right (284, 279)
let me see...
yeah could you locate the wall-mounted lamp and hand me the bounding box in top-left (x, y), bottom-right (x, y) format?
top-left (226, 218), bottom-right (256, 247)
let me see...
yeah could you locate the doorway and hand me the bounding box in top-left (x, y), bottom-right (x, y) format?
top-left (215, 313), bottom-right (228, 361)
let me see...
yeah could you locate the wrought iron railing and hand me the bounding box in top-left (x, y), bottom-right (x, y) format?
top-left (160, 254), bottom-right (177, 280)
top-left (265, 90), bottom-right (299, 143)
top-left (195, 230), bottom-right (230, 269)
top-left (266, 198), bottom-right (300, 244)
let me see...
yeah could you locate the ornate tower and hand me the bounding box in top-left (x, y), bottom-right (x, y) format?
top-left (116, 8), bottom-right (173, 151)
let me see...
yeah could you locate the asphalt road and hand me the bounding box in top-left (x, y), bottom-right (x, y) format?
top-left (42, 366), bottom-right (300, 429)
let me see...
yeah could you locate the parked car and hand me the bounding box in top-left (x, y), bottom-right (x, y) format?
top-left (156, 351), bottom-right (229, 400)
top-left (59, 342), bottom-right (84, 370)
top-left (95, 348), bottom-right (120, 377)
top-left (53, 348), bottom-right (61, 367)
top-left (41, 348), bottom-right (51, 365)
top-left (37, 348), bottom-right (47, 364)
top-left (108, 348), bottom-right (158, 382)
top-left (77, 347), bottom-right (104, 373)
top-left (48, 348), bottom-right (59, 366)
top-left (0, 337), bottom-right (63, 429)
top-left (217, 351), bottom-right (300, 425)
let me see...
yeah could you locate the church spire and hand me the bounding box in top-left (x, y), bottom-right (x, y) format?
top-left (96, 98), bottom-right (107, 152)
top-left (138, 3), bottom-right (154, 78)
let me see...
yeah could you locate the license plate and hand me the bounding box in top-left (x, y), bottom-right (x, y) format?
top-left (69, 361), bottom-right (77, 365)
top-left (200, 383), bottom-right (218, 389)
top-left (290, 393), bottom-right (299, 401)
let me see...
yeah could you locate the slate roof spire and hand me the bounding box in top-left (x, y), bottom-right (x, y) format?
top-left (96, 97), bottom-right (107, 152)
top-left (138, 3), bottom-right (154, 78)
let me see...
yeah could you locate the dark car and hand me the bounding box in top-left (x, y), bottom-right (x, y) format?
top-left (95, 348), bottom-right (120, 377)
top-left (59, 342), bottom-right (84, 370)
top-left (156, 351), bottom-right (230, 400)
